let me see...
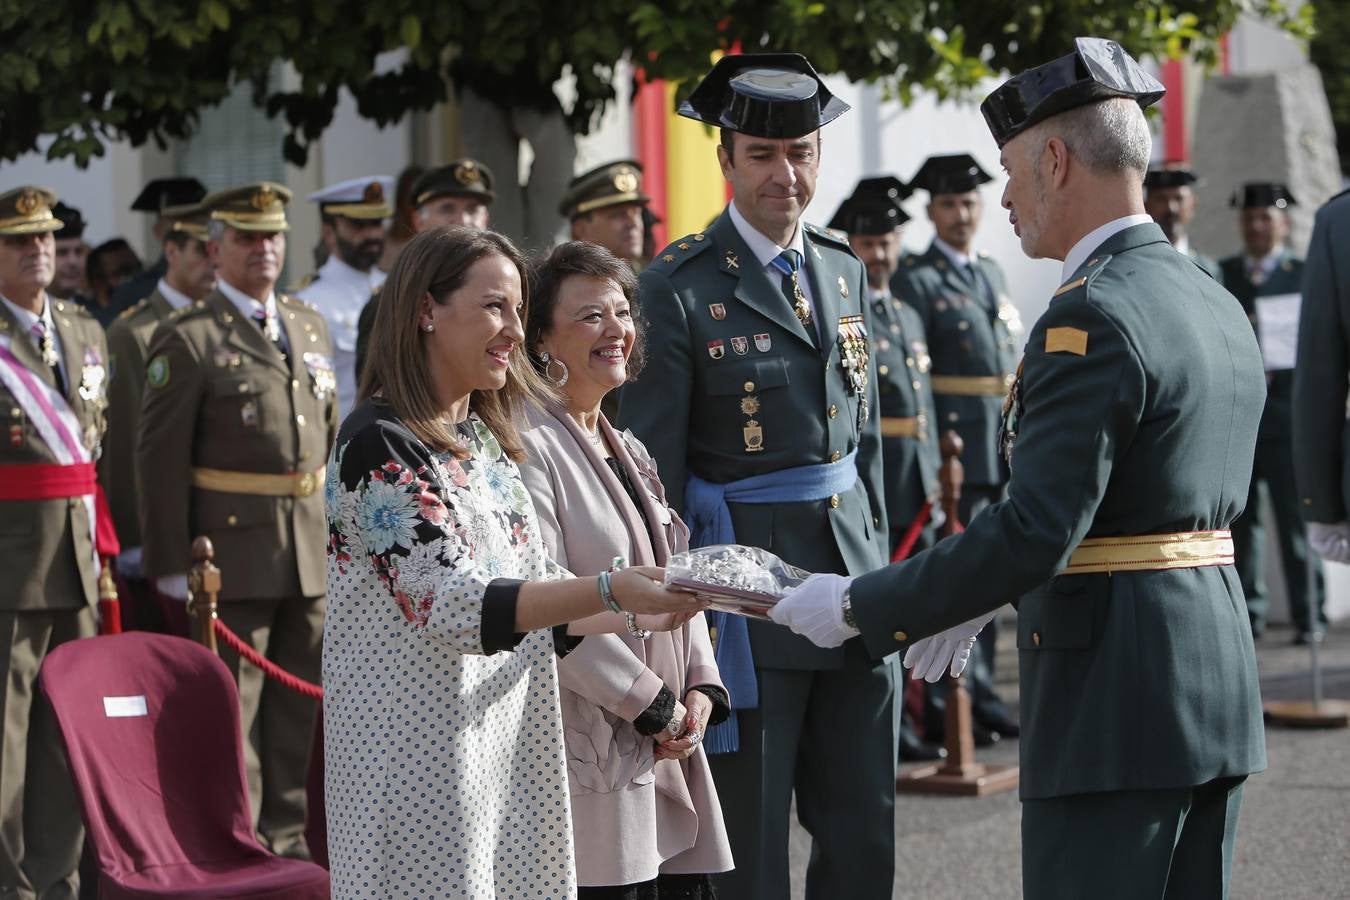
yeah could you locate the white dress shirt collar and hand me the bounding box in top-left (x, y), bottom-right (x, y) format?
top-left (1245, 250), bottom-right (1282, 280)
top-left (319, 254), bottom-right (382, 289)
top-left (1173, 235), bottom-right (1191, 256)
top-left (0, 292), bottom-right (52, 336)
top-left (933, 237), bottom-right (975, 269)
top-left (1061, 213), bottom-right (1154, 281)
top-left (156, 278), bottom-right (194, 311)
top-left (217, 278), bottom-right (278, 320)
top-left (729, 200), bottom-right (807, 271)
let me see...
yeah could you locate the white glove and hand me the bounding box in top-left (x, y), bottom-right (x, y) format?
top-left (155, 574), bottom-right (190, 602)
top-left (1308, 522), bottom-right (1350, 565)
top-left (115, 546), bottom-right (143, 580)
top-left (769, 573), bottom-right (858, 648)
top-left (903, 609), bottom-right (998, 683)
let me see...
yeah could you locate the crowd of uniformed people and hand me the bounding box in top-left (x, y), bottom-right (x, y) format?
top-left (0, 34), bottom-right (1341, 900)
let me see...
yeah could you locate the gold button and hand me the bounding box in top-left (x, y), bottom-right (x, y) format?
top-left (300, 451), bottom-right (311, 462)
top-left (1033, 632), bottom-right (1042, 646)
top-left (878, 364), bottom-right (889, 376)
top-left (947, 412), bottom-right (959, 423)
top-left (893, 630), bottom-right (908, 642)
top-left (1303, 498), bottom-right (1312, 506)
top-left (958, 320), bottom-right (970, 331)
top-left (829, 494), bottom-right (840, 508)
top-left (828, 404), bottom-right (838, 419)
top-left (227, 514), bottom-right (238, 526)
top-left (9, 407), bottom-right (19, 417)
top-left (296, 414), bottom-right (306, 427)
top-left (911, 380), bottom-right (920, 391)
top-left (309, 334), bottom-right (318, 343)
top-left (237, 383), bottom-right (249, 393)
top-left (292, 379), bottom-right (300, 390)
top-left (743, 381), bottom-right (755, 393)
top-left (830, 450), bottom-right (841, 462)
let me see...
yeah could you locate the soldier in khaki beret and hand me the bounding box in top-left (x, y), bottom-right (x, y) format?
top-left (0, 185), bottom-right (111, 899)
top-left (137, 182), bottom-right (336, 859)
top-left (560, 160), bottom-right (651, 269)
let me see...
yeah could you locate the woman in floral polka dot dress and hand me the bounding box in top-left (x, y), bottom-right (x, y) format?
top-left (323, 227), bottom-right (705, 898)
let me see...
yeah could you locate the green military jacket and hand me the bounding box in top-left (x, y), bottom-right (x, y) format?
top-left (1294, 189), bottom-right (1350, 522)
top-left (0, 298), bottom-right (107, 610)
top-left (852, 223), bottom-right (1268, 799)
top-left (100, 290), bottom-right (180, 549)
top-left (138, 289), bottom-right (338, 601)
top-left (1220, 250), bottom-right (1303, 442)
top-left (617, 208), bottom-right (888, 671)
top-left (890, 241), bottom-right (1020, 488)
top-left (1187, 246), bottom-right (1222, 284)
top-left (870, 290), bottom-right (940, 551)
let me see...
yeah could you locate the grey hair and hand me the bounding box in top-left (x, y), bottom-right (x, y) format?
top-left (1027, 97), bottom-right (1152, 178)
top-left (206, 218), bottom-right (227, 242)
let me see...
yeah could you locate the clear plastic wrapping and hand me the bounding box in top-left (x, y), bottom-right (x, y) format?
top-left (663, 544), bottom-right (809, 619)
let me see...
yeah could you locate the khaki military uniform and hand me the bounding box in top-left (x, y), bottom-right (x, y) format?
top-left (137, 289), bottom-right (336, 856)
top-left (100, 291), bottom-right (184, 633)
top-left (0, 297), bottom-right (105, 900)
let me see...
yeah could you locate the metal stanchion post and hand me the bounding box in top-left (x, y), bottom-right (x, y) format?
top-left (1263, 540), bottom-right (1348, 728)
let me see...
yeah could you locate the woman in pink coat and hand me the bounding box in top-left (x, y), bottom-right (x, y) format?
top-left (520, 241), bottom-right (733, 899)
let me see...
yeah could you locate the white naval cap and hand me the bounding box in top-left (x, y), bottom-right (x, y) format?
top-left (307, 175), bottom-right (395, 219)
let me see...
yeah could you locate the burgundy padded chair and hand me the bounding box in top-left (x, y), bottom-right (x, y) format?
top-left (40, 633), bottom-right (329, 899)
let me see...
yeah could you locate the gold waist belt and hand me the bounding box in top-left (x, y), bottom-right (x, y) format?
top-left (930, 374), bottom-right (1014, 397)
top-left (879, 416), bottom-right (925, 439)
top-left (191, 465), bottom-right (325, 498)
top-left (1062, 530), bottom-right (1234, 575)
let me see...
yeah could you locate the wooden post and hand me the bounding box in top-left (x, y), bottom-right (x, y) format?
top-left (897, 431), bottom-right (1019, 796)
top-left (188, 536), bottom-right (221, 655)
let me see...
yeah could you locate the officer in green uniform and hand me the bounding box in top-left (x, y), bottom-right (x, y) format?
top-left (107, 178), bottom-right (208, 315)
top-left (892, 152), bottom-right (1021, 742)
top-left (829, 176), bottom-right (945, 762)
top-left (138, 183), bottom-right (337, 858)
top-left (559, 160), bottom-right (652, 269)
top-left (772, 38), bottom-right (1267, 899)
top-left (0, 185), bottom-right (110, 900)
top-left (616, 53), bottom-right (892, 900)
top-left (1294, 187), bottom-right (1350, 568)
top-left (1220, 183), bottom-right (1324, 641)
top-left (100, 201), bottom-right (215, 634)
top-left (353, 159), bottom-right (495, 385)
top-left (1143, 165), bottom-right (1222, 281)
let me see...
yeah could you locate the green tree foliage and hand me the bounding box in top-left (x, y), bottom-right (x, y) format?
top-left (1309, 0), bottom-right (1349, 175)
top-left (0, 0), bottom-right (1313, 167)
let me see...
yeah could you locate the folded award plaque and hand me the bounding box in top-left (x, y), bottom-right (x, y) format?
top-left (664, 545), bottom-right (809, 620)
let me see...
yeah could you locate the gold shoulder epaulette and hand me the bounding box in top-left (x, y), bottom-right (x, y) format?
top-left (116, 298), bottom-right (150, 321)
top-left (652, 233), bottom-right (711, 270)
top-left (804, 223), bottom-right (850, 247)
top-left (169, 300), bottom-right (209, 321)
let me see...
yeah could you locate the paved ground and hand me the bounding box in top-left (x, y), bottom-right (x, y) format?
top-left (787, 619), bottom-right (1350, 899)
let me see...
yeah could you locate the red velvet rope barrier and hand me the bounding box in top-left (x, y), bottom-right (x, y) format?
top-left (212, 618), bottom-right (324, 700)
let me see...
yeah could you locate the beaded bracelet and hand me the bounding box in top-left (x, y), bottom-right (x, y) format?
top-left (609, 556), bottom-right (651, 640)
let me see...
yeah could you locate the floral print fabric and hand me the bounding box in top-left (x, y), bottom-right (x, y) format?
top-left (323, 404), bottom-right (576, 898)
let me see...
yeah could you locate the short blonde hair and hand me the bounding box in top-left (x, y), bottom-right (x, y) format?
top-left (359, 226), bottom-right (553, 462)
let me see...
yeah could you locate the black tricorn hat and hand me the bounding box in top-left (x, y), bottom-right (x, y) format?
top-left (828, 176), bottom-right (912, 235)
top-left (1143, 166), bottom-right (1199, 190)
top-left (1230, 182), bottom-right (1296, 210)
top-left (130, 177), bottom-right (207, 213)
top-left (910, 154), bottom-right (993, 196)
top-left (52, 201), bottom-right (86, 239)
top-left (679, 52), bottom-right (849, 138)
top-left (981, 37), bottom-right (1165, 149)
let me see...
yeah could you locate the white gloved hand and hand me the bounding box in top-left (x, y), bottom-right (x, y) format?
top-left (155, 574), bottom-right (190, 602)
top-left (768, 573), bottom-right (858, 648)
top-left (1308, 522), bottom-right (1350, 565)
top-left (903, 609), bottom-right (999, 683)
